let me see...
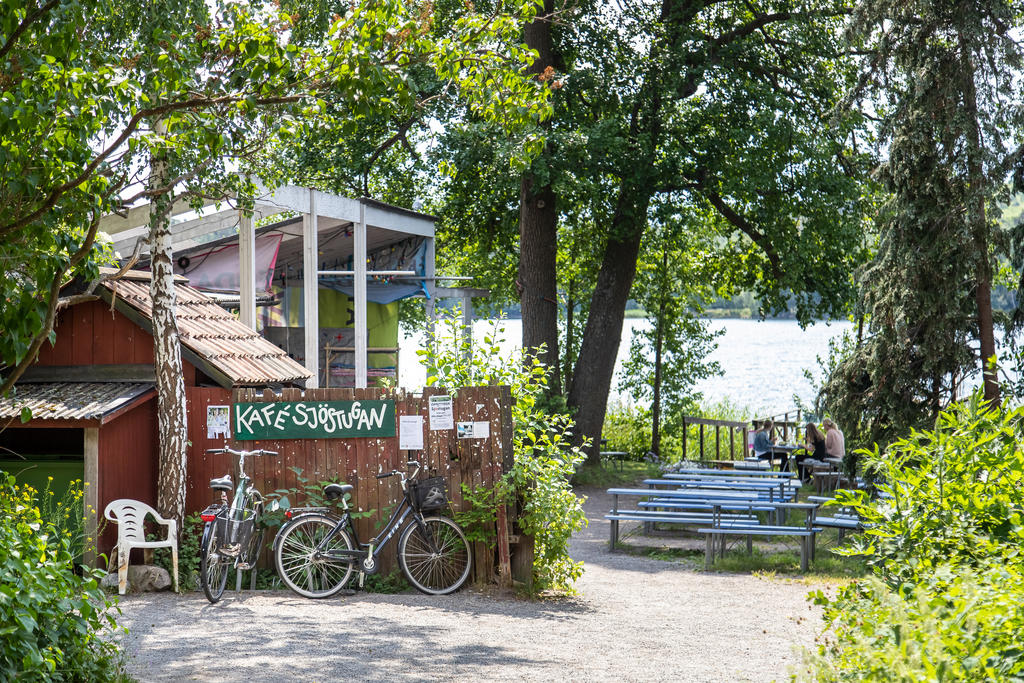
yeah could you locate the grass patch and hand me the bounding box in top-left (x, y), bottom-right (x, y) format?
top-left (710, 545), bottom-right (869, 579)
top-left (571, 461), bottom-right (660, 487)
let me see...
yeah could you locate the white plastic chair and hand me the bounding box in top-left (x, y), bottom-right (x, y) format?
top-left (103, 499), bottom-right (178, 595)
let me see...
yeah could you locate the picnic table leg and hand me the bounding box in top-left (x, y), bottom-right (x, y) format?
top-left (800, 536), bottom-right (809, 572)
top-left (705, 534), bottom-right (713, 570)
top-left (747, 535), bottom-right (753, 555)
top-left (609, 518), bottom-right (618, 550)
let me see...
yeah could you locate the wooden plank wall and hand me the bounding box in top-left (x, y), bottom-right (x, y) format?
top-left (185, 385), bottom-right (514, 585)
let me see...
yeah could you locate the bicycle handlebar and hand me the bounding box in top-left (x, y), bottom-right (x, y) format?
top-left (377, 461), bottom-right (422, 481)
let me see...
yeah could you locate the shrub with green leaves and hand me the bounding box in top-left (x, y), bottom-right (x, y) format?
top-left (805, 395), bottom-right (1024, 678)
top-left (0, 474), bottom-right (126, 680)
top-left (804, 564), bottom-right (1024, 681)
top-left (834, 394), bottom-right (1024, 587)
top-left (418, 314), bottom-right (587, 594)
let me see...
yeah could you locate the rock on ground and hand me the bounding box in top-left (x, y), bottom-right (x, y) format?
top-left (114, 486), bottom-right (827, 682)
top-left (102, 565), bottom-right (172, 593)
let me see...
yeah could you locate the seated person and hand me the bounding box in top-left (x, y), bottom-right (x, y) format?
top-left (752, 420), bottom-right (774, 462)
top-left (794, 422), bottom-right (828, 482)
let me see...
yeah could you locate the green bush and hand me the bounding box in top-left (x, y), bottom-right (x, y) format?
top-left (805, 395), bottom-right (1024, 679)
top-left (601, 403), bottom-right (652, 461)
top-left (151, 512), bottom-right (202, 592)
top-left (804, 565), bottom-right (1024, 681)
top-left (0, 474), bottom-right (126, 680)
top-left (418, 314), bottom-right (587, 594)
top-left (834, 394), bottom-right (1024, 587)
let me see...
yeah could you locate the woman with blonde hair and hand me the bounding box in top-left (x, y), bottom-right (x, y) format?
top-left (795, 422), bottom-right (827, 482)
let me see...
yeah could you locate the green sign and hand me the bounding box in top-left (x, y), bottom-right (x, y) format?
top-left (233, 401), bottom-right (395, 440)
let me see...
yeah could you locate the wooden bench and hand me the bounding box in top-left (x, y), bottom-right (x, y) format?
top-left (606, 488), bottom-right (768, 548)
top-left (644, 478), bottom-right (799, 503)
top-left (605, 509), bottom-right (760, 546)
top-left (601, 451), bottom-right (628, 471)
top-left (662, 469), bottom-right (798, 479)
top-left (806, 496), bottom-right (862, 541)
top-left (697, 501), bottom-right (822, 571)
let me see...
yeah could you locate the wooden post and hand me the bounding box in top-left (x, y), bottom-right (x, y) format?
top-left (83, 427), bottom-right (99, 568)
top-left (699, 425), bottom-right (704, 461)
top-left (682, 419), bottom-right (687, 461)
top-left (730, 427), bottom-right (735, 459)
top-left (715, 425), bottom-right (720, 460)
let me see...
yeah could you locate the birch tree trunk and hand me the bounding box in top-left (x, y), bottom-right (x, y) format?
top-left (149, 121), bottom-right (189, 527)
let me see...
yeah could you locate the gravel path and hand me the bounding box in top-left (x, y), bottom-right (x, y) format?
top-left (116, 486), bottom-right (825, 682)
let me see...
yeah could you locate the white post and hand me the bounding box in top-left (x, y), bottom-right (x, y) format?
top-left (238, 209), bottom-right (256, 329)
top-left (303, 190), bottom-right (319, 388)
top-left (354, 202), bottom-right (368, 388)
top-left (462, 292), bottom-right (473, 360)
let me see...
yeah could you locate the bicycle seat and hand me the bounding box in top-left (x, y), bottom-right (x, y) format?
top-left (324, 483), bottom-right (353, 500)
top-left (210, 475), bottom-right (233, 491)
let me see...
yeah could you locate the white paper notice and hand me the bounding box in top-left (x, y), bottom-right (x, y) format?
top-left (398, 415), bottom-right (424, 450)
top-left (207, 405), bottom-right (230, 439)
top-left (473, 421), bottom-right (490, 439)
top-left (429, 395), bottom-right (455, 431)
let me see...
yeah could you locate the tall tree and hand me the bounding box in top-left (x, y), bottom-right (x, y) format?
top-left (518, 0), bottom-right (561, 392)
top-left (2, 0), bottom-right (549, 526)
top-left (821, 0), bottom-right (1024, 445)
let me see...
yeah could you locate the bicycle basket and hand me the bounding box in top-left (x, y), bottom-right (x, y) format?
top-left (410, 476), bottom-right (448, 512)
top-left (215, 508), bottom-right (255, 553)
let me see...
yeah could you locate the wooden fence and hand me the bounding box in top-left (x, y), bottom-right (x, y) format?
top-left (681, 416), bottom-right (748, 464)
top-left (185, 385), bottom-right (515, 586)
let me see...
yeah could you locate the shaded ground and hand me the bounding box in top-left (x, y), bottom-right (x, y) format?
top-left (116, 485), bottom-right (827, 682)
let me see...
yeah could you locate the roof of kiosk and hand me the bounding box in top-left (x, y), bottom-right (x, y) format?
top-left (98, 186), bottom-right (436, 299)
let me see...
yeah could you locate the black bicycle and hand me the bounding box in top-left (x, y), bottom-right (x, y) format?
top-left (272, 460), bottom-right (472, 598)
top-left (199, 447), bottom-right (278, 603)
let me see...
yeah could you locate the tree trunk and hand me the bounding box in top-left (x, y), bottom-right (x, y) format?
top-left (568, 193), bottom-right (650, 466)
top-left (959, 34), bottom-right (999, 406)
top-left (149, 123), bottom-right (189, 528)
top-left (566, 14), bottom-right (667, 466)
top-left (518, 0), bottom-right (561, 394)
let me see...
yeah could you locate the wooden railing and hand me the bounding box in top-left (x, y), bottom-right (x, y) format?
top-left (680, 408), bottom-right (812, 464)
top-left (681, 416), bottom-right (748, 463)
top-left (758, 409), bottom-right (809, 444)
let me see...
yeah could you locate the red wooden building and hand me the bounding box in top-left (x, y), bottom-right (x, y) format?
top-left (0, 269), bottom-right (309, 563)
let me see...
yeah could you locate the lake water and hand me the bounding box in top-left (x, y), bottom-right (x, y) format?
top-left (399, 317), bottom-right (855, 415)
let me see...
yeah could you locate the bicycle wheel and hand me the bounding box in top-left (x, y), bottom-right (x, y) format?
top-left (200, 521), bottom-right (229, 603)
top-left (398, 516), bottom-right (472, 595)
top-left (274, 514), bottom-right (355, 599)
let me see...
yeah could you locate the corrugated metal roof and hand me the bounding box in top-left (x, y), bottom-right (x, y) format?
top-left (0, 383), bottom-right (154, 421)
top-left (102, 276), bottom-right (310, 387)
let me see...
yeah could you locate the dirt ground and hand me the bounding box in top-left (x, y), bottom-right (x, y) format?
top-left (115, 485), bottom-right (828, 682)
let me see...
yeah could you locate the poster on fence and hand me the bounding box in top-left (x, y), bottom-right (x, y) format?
top-left (429, 395), bottom-right (454, 431)
top-left (398, 415), bottom-right (424, 450)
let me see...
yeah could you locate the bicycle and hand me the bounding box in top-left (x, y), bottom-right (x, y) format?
top-left (199, 446), bottom-right (278, 603)
top-left (272, 460), bottom-right (472, 598)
